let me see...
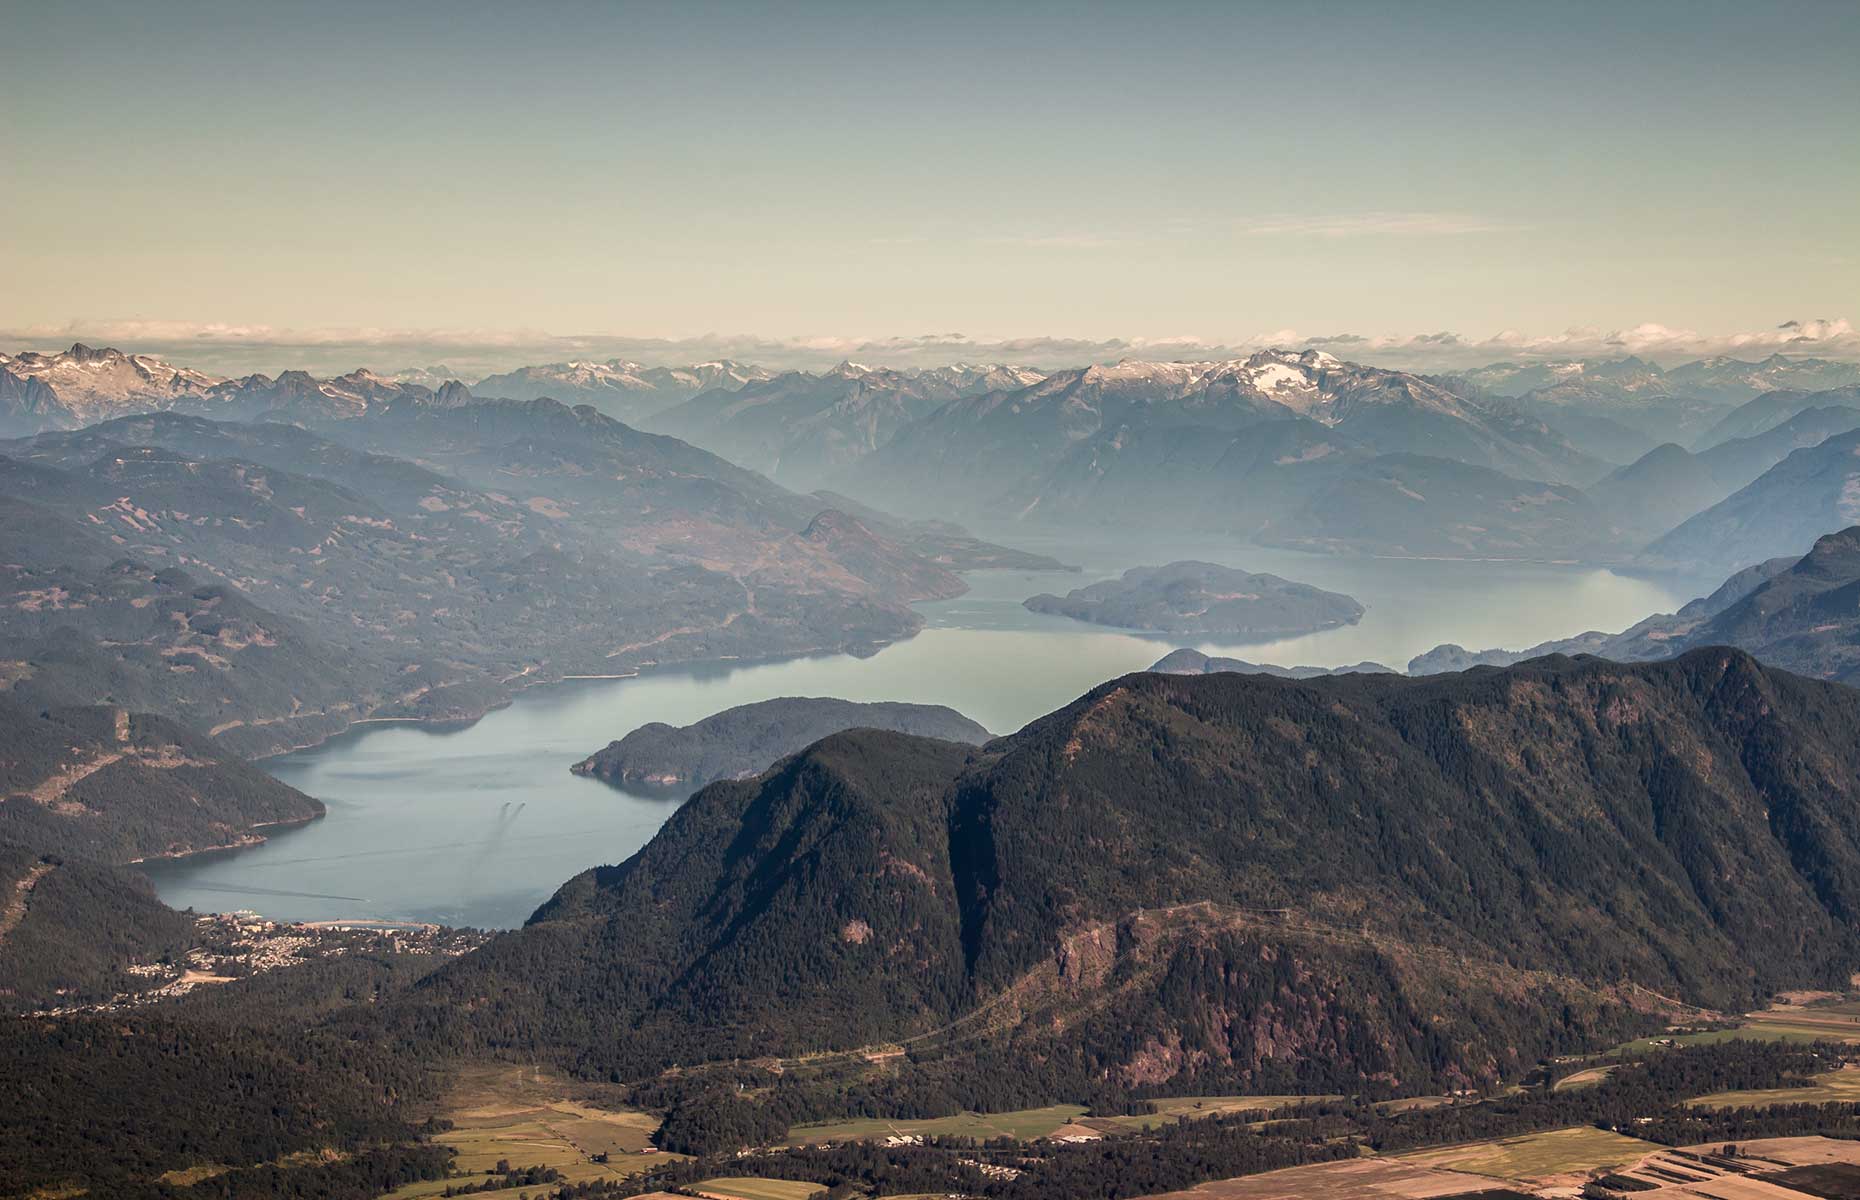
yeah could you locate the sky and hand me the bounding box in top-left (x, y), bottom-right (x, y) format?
top-left (4, 0), bottom-right (1857, 373)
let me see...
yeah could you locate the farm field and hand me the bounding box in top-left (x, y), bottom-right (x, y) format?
top-left (1131, 1157), bottom-right (1517, 1199)
top-left (783, 1092), bottom-right (1448, 1147)
top-left (787, 1095), bottom-right (1366, 1145)
top-left (1689, 1065), bottom-right (1860, 1109)
top-left (1552, 1064), bottom-right (1617, 1091)
top-left (1614, 994), bottom-right (1860, 1054)
top-left (1375, 1095), bottom-right (1458, 1114)
top-left (1614, 1025), bottom-right (1833, 1053)
top-left (1395, 1125), bottom-right (1653, 1182)
top-left (379, 1063), bottom-right (676, 1198)
top-left (693, 1178), bottom-right (827, 1200)
top-left (1599, 1136), bottom-right (1860, 1196)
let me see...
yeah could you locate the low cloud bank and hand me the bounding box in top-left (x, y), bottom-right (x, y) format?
top-left (4, 318), bottom-right (1853, 379)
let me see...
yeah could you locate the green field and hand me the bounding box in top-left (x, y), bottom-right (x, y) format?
top-left (1611, 1024), bottom-right (1836, 1053)
top-left (1689, 1065), bottom-right (1860, 1109)
top-left (694, 1178), bottom-right (827, 1200)
top-left (1396, 1125), bottom-right (1653, 1181)
top-left (1091, 1094), bottom-right (1340, 1132)
top-left (378, 1064), bottom-right (676, 1198)
top-left (1373, 1095), bottom-right (1456, 1114)
top-left (786, 1095), bottom-right (1360, 1145)
top-left (1610, 994), bottom-right (1860, 1056)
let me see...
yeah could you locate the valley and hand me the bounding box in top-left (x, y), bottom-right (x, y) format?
top-left (12, 340), bottom-right (1860, 1200)
top-left (11, 336), bottom-right (1860, 1200)
top-left (10, 385), bottom-right (1860, 1200)
top-left (12, 6), bottom-right (1860, 1196)
top-left (137, 547), bottom-right (1683, 928)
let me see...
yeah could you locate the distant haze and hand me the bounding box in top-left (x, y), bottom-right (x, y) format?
top-left (2, 322), bottom-right (1858, 382)
top-left (4, 0), bottom-right (1856, 371)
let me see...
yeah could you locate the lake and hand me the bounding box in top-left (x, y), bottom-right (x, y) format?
top-left (142, 534), bottom-right (1698, 929)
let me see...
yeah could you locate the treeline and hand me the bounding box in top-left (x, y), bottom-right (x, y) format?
top-left (17, 1035), bottom-right (1854, 1200)
top-left (630, 934), bottom-right (1656, 1158)
top-left (590, 1040), bottom-right (1860, 1200)
top-left (98, 1146), bottom-right (455, 1200)
top-left (0, 1012), bottom-right (440, 1196)
top-left (1350, 1039), bottom-right (1848, 1152)
top-left (0, 842), bottom-right (194, 1012)
top-left (628, 1114), bottom-right (1355, 1200)
top-left (0, 890), bottom-right (483, 1197)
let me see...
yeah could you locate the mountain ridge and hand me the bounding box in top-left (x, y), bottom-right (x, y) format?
top-left (417, 649), bottom-right (1860, 1106)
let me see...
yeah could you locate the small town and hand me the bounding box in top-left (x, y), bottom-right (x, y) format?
top-left (34, 911), bottom-right (487, 1016)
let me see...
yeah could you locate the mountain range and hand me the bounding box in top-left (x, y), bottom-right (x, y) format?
top-left (0, 344), bottom-right (220, 425)
top-left (1464, 353), bottom-right (1860, 406)
top-left (1693, 384), bottom-right (1860, 449)
top-left (0, 700), bottom-right (321, 864)
top-left (1457, 355), bottom-right (1860, 461)
top-left (21, 648), bottom-right (1860, 1196)
top-left (1644, 428), bottom-right (1860, 575)
top-left (644, 361), bottom-right (1046, 489)
top-left (0, 399), bottom-right (1015, 755)
top-left (840, 350), bottom-right (1605, 513)
top-left (16, 343), bottom-right (1860, 570)
top-left (1587, 401), bottom-right (1860, 541)
top-left (1411, 525), bottom-right (1860, 686)
top-left (471, 358), bottom-right (774, 421)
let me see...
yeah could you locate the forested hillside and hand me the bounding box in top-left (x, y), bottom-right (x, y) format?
top-left (0, 700), bottom-right (322, 862)
top-left (1411, 526), bottom-right (1860, 685)
top-left (572, 696), bottom-right (991, 788)
top-left (0, 407), bottom-right (996, 755)
top-left (412, 650), bottom-right (1860, 1117)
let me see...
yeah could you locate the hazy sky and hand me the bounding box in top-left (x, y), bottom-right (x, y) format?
top-left (4, 0), bottom-right (1856, 363)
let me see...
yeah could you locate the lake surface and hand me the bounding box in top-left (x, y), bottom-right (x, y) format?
top-left (143, 533), bottom-right (1698, 929)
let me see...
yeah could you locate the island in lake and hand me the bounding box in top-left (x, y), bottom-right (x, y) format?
top-left (1149, 648), bottom-right (1395, 677)
top-left (1024, 560), bottom-right (1364, 638)
top-left (570, 696), bottom-right (992, 789)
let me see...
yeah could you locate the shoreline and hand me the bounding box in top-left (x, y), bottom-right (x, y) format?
top-left (221, 553), bottom-right (1703, 763)
top-left (242, 553), bottom-right (1695, 764)
top-left (125, 811), bottom-right (323, 866)
top-left (217, 563), bottom-right (1063, 762)
top-left (242, 631), bottom-right (922, 762)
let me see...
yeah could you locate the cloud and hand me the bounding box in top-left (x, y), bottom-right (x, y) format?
top-left (3, 317), bottom-right (1855, 379)
top-left (1237, 212), bottom-right (1517, 237)
top-left (869, 228), bottom-right (1130, 250)
top-left (974, 231), bottom-right (1125, 249)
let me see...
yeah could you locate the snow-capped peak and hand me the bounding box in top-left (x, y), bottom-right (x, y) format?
top-left (0, 343), bottom-right (223, 421)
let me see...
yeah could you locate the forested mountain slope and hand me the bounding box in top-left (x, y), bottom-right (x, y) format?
top-left (0, 699), bottom-right (321, 862)
top-left (1646, 428), bottom-right (1860, 574)
top-left (0, 409), bottom-right (975, 754)
top-left (0, 842), bottom-right (194, 1012)
top-left (572, 696), bottom-right (991, 788)
top-left (1409, 526), bottom-right (1860, 685)
top-left (417, 649), bottom-right (1860, 1104)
